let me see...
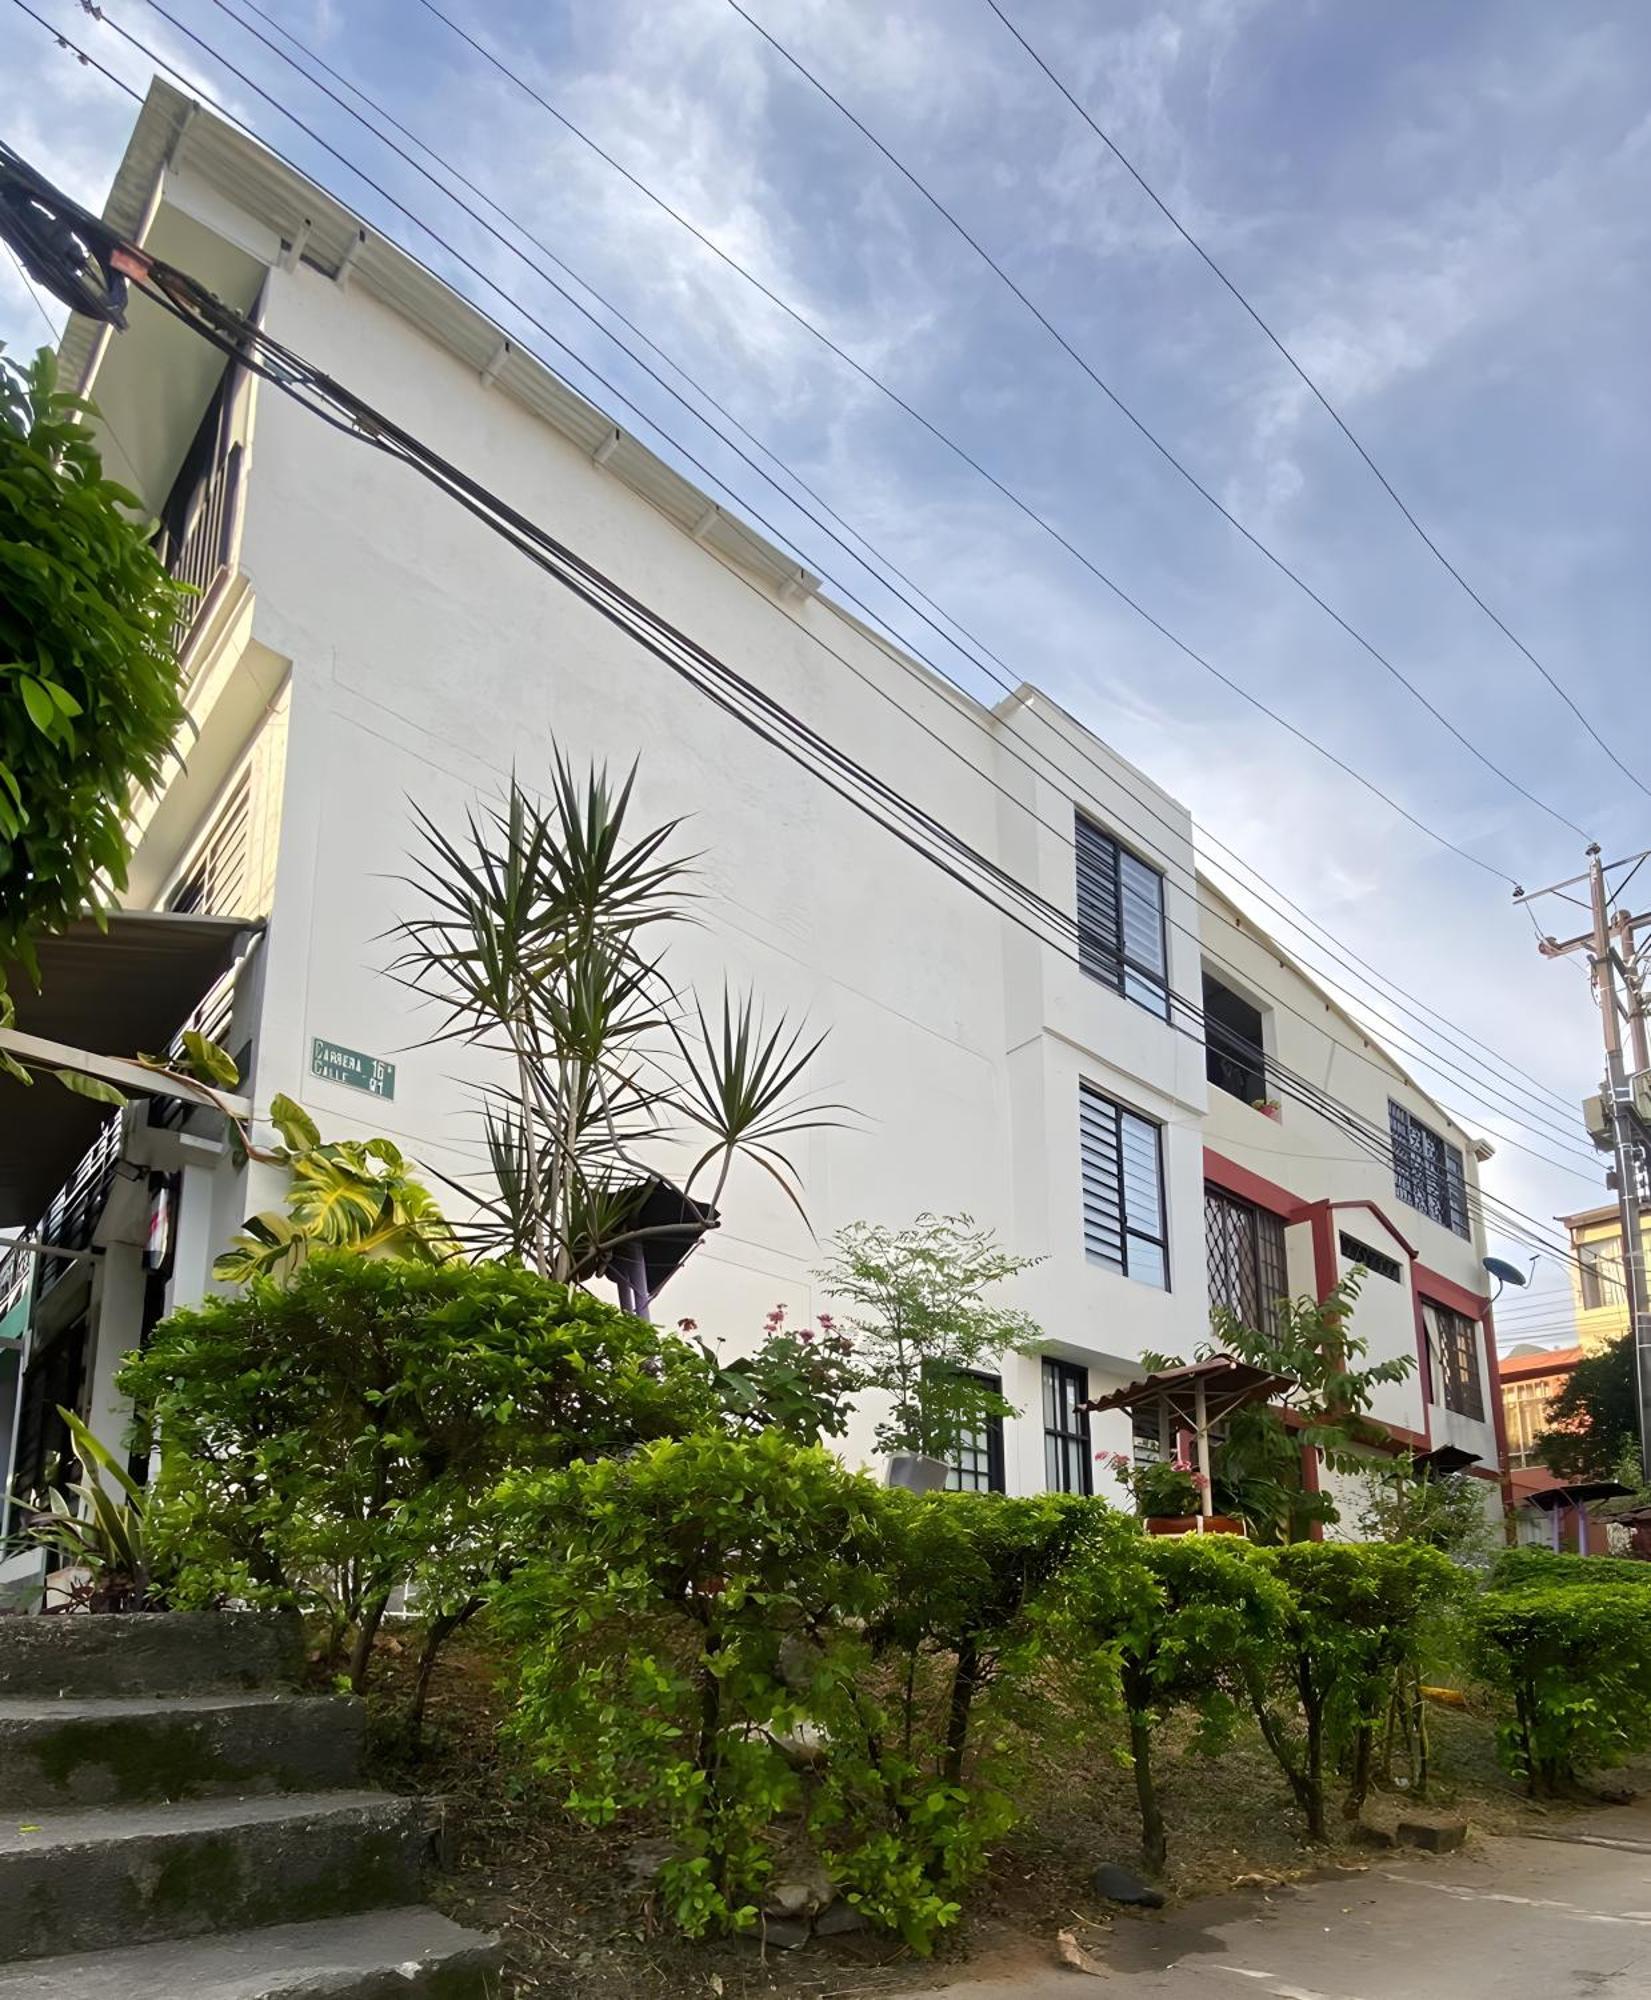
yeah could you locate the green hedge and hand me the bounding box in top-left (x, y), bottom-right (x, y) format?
top-left (1489, 1546), bottom-right (1651, 1592)
top-left (1470, 1582), bottom-right (1651, 1792)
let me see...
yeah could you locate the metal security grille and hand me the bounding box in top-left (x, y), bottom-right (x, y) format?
top-left (1389, 1101), bottom-right (1470, 1238)
top-left (946, 1371), bottom-right (1005, 1493)
top-left (1080, 1085), bottom-right (1169, 1289)
top-left (167, 773), bottom-right (251, 918)
top-left (1074, 812), bottom-right (1169, 1020)
top-left (1043, 1357), bottom-right (1092, 1494)
top-left (1205, 1185), bottom-right (1289, 1333)
top-left (1424, 1300), bottom-right (1485, 1421)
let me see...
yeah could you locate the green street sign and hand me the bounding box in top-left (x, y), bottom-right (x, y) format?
top-left (310, 1037), bottom-right (396, 1100)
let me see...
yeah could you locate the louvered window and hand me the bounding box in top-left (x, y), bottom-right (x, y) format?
top-left (167, 774), bottom-right (251, 918)
top-left (1389, 1101), bottom-right (1470, 1238)
top-left (1080, 1084), bottom-right (1169, 1289)
top-left (1075, 813), bottom-right (1169, 1020)
top-left (1205, 1185), bottom-right (1289, 1333)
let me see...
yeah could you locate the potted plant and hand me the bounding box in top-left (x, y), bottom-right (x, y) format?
top-left (817, 1213), bottom-right (1041, 1493)
top-left (1104, 1452), bottom-right (1246, 1535)
top-left (1251, 1097), bottom-right (1282, 1122)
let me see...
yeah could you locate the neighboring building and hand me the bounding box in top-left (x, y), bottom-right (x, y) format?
top-left (0, 84), bottom-right (1509, 1569)
top-left (1559, 1202), bottom-right (1647, 1355)
top-left (1500, 1343), bottom-right (1583, 1470)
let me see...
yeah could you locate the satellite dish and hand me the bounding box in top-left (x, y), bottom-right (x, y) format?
top-left (1483, 1256), bottom-right (1530, 1289)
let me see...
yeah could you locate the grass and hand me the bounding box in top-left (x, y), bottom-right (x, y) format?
top-left (361, 1623), bottom-right (1643, 1999)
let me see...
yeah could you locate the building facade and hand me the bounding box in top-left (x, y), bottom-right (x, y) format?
top-left (0, 85), bottom-right (1509, 1566)
top-left (1559, 1202), bottom-right (1646, 1356)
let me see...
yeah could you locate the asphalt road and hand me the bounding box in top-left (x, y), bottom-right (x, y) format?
top-left (929, 1804), bottom-right (1651, 2000)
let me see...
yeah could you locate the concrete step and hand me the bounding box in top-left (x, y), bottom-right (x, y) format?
top-left (0, 1692), bottom-right (364, 1808)
top-left (0, 1614), bottom-right (303, 1699)
top-left (0, 1791), bottom-right (429, 1965)
top-left (0, 1907), bottom-right (501, 1998)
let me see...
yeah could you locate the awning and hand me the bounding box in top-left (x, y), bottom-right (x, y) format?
top-left (0, 912), bottom-right (254, 1226)
top-left (1519, 1479), bottom-right (1634, 1513)
top-left (1084, 1352), bottom-right (1295, 1427)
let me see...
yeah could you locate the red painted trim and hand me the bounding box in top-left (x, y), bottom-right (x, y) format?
top-left (1413, 1264), bottom-right (1490, 1320)
top-left (1481, 1303), bottom-right (1516, 1525)
top-left (1203, 1147), bottom-right (1303, 1220)
top-left (1298, 1435), bottom-right (1324, 1541)
top-left (1322, 1198), bottom-right (1419, 1262)
top-left (1301, 1199), bottom-right (1339, 1299)
top-left (1409, 1282), bottom-right (1435, 1445)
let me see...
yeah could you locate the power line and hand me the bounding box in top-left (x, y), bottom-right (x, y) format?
top-left (403, 0), bottom-right (1529, 888)
top-left (983, 0), bottom-right (1651, 808)
top-left (5, 239), bottom-right (60, 339)
top-left (46, 0), bottom-right (1600, 1183)
top-left (725, 0), bottom-right (1595, 843)
top-left (144, 0), bottom-right (1606, 1174)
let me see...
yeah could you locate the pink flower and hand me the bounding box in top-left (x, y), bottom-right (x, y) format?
top-left (817, 1312), bottom-right (836, 1332)
top-left (676, 1317), bottom-right (698, 1334)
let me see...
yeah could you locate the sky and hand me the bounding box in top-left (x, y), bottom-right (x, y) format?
top-left (4, 0), bottom-right (1649, 1347)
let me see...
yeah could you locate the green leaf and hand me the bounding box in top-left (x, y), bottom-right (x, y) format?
top-left (57, 1068), bottom-right (128, 1107)
top-left (18, 675), bottom-right (55, 734)
top-left (268, 1093), bottom-right (321, 1152)
top-left (180, 1030), bottom-right (239, 1089)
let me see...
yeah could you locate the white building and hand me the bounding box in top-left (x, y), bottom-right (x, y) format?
top-left (0, 83), bottom-right (1505, 1578)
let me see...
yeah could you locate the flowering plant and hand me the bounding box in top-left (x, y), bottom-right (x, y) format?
top-left (1103, 1451), bottom-right (1206, 1519)
top-left (691, 1304), bottom-right (864, 1446)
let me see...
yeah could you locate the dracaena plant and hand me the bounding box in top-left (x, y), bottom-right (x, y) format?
top-left (391, 752), bottom-right (843, 1306)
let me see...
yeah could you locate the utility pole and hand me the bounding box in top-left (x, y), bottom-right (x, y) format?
top-left (1516, 846), bottom-right (1651, 1484)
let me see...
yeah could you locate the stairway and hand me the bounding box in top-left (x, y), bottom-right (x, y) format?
top-left (0, 1611), bottom-right (500, 1997)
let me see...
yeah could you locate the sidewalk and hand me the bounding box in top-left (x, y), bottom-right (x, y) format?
top-left (924, 1803), bottom-right (1651, 1998)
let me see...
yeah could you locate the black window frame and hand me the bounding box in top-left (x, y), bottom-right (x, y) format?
top-left (1043, 1357), bottom-right (1092, 1495)
top-left (1424, 1299), bottom-right (1485, 1422)
top-left (1202, 971), bottom-right (1268, 1106)
top-left (1205, 1184), bottom-right (1290, 1333)
top-left (1338, 1230), bottom-right (1403, 1284)
top-left (1074, 812), bottom-right (1169, 1021)
top-left (1389, 1100), bottom-right (1470, 1238)
top-left (945, 1370), bottom-right (1006, 1494)
top-left (1080, 1083), bottom-right (1170, 1290)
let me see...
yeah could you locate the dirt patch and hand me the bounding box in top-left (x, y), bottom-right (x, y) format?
top-left (362, 1628), bottom-right (1643, 1998)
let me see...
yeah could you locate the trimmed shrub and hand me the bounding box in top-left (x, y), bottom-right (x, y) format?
top-left (1488, 1546), bottom-right (1651, 1592)
top-left (122, 1255), bottom-right (714, 1690)
top-left (1470, 1584), bottom-right (1651, 1793)
top-left (496, 1437), bottom-right (1054, 1950)
top-left (1051, 1529), bottom-right (1288, 1871)
top-left (1249, 1542), bottom-right (1464, 1837)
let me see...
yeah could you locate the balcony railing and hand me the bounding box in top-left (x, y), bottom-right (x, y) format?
top-left (155, 364), bottom-right (244, 656)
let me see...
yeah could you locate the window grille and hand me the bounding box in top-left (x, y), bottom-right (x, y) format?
top-left (167, 773), bottom-right (251, 918)
top-left (1423, 1300), bottom-right (1485, 1421)
top-left (1389, 1101), bottom-right (1470, 1237)
top-left (1339, 1231), bottom-right (1403, 1283)
top-left (1205, 1185), bottom-right (1289, 1333)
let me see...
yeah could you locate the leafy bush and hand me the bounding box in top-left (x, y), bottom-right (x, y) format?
top-left (1470, 1584), bottom-right (1651, 1793)
top-left (121, 1255), bottom-right (714, 1689)
top-left (1051, 1529), bottom-right (1288, 1870)
top-left (497, 1436), bottom-right (1037, 1949)
top-left (1248, 1541), bottom-right (1464, 1836)
top-left (8, 1407), bottom-right (172, 1612)
top-left (0, 350), bottom-right (190, 1000)
top-left (1488, 1546), bottom-right (1651, 1592)
top-left (694, 1303), bottom-right (864, 1446)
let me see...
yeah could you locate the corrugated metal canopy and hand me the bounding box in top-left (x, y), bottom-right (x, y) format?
top-left (0, 912), bottom-right (252, 1227)
top-left (1084, 1352), bottom-right (1295, 1423)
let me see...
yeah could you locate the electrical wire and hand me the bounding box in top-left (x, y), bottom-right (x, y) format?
top-left (401, 0), bottom-right (1532, 888)
top-left (725, 0), bottom-right (1595, 843)
top-left (5, 239), bottom-right (60, 339)
top-left (9, 9), bottom-right (1604, 1258)
top-left (139, 0), bottom-right (1603, 1172)
top-left (983, 0), bottom-right (1651, 808)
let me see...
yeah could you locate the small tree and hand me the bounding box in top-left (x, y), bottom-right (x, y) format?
top-left (392, 756), bottom-right (841, 1308)
top-left (818, 1214), bottom-right (1040, 1461)
top-left (0, 349), bottom-right (189, 1014)
top-left (1537, 1334), bottom-right (1639, 1484)
top-left (1206, 1275), bottom-right (1415, 1540)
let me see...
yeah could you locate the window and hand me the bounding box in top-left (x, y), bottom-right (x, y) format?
top-left (946, 1371), bottom-right (1006, 1494)
top-left (1339, 1231), bottom-right (1403, 1283)
top-left (1043, 1357), bottom-right (1092, 1494)
top-left (1080, 1085), bottom-right (1169, 1288)
top-left (1423, 1300), bottom-right (1484, 1422)
top-left (1075, 813), bottom-right (1169, 1020)
top-left (1389, 1101), bottom-right (1470, 1238)
top-left (1205, 1185), bottom-right (1289, 1333)
top-left (1203, 973), bottom-right (1267, 1105)
top-left (1579, 1239), bottom-right (1626, 1312)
